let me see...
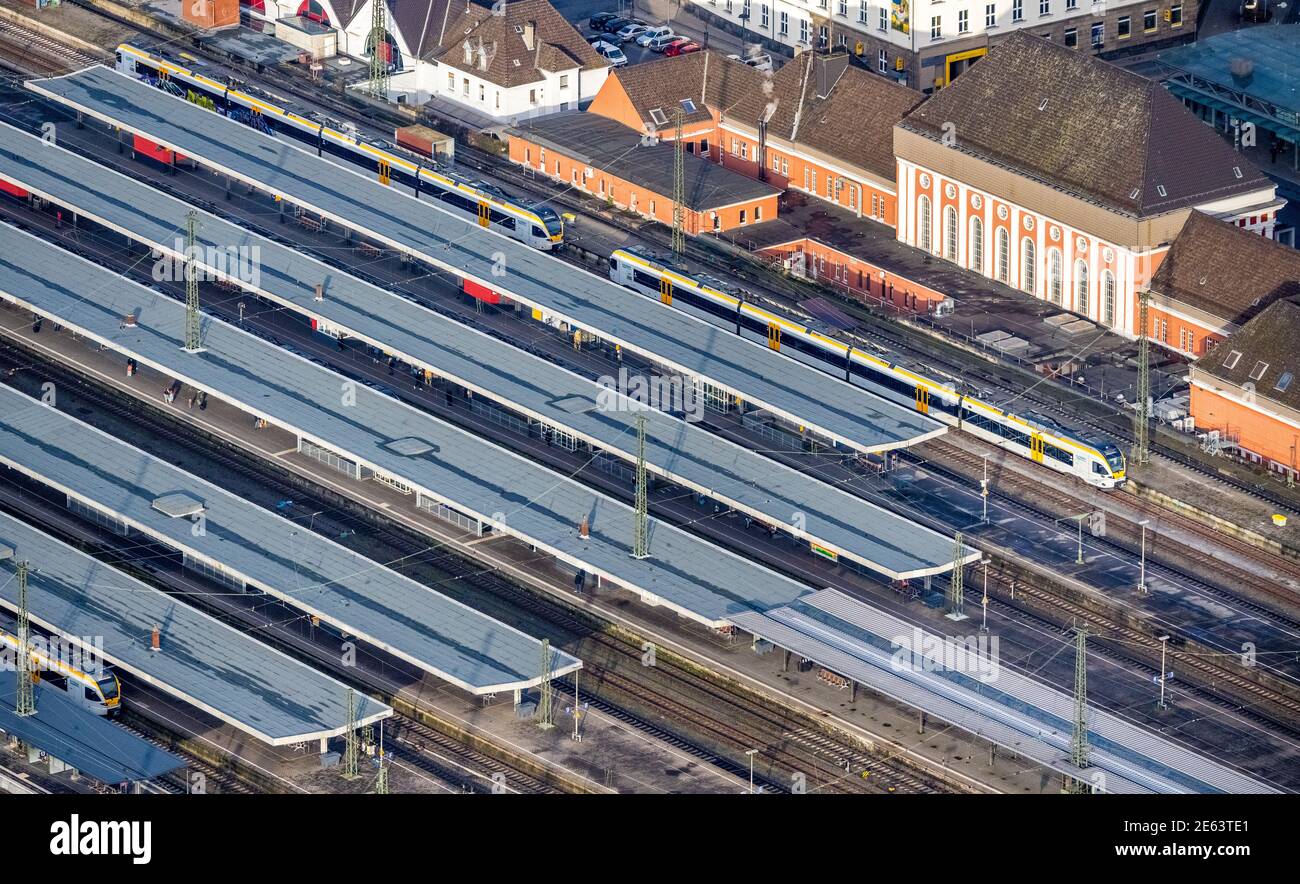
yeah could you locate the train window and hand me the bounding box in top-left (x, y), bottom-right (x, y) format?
top-left (46, 673), bottom-right (68, 691)
top-left (532, 225), bottom-right (545, 238)
top-left (85, 685), bottom-right (100, 702)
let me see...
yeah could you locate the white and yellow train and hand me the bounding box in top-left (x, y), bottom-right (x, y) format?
top-left (1, 629), bottom-right (121, 715)
top-left (609, 248), bottom-right (1127, 488)
top-left (113, 43), bottom-right (565, 250)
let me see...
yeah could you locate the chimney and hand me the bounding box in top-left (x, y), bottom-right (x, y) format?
top-left (1229, 57), bottom-right (1254, 87)
top-left (314, 282), bottom-right (324, 302)
top-left (522, 19), bottom-right (536, 51)
top-left (578, 515), bottom-right (589, 538)
top-left (150, 625), bottom-right (161, 652)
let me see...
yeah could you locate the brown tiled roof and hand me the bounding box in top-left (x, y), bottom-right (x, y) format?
top-left (1199, 297), bottom-right (1300, 412)
top-left (748, 52), bottom-right (924, 181)
top-left (608, 50), bottom-right (920, 180)
top-left (1149, 212), bottom-right (1300, 325)
top-left (900, 32), bottom-right (1272, 217)
top-left (611, 50), bottom-right (764, 132)
top-left (428, 0), bottom-right (607, 86)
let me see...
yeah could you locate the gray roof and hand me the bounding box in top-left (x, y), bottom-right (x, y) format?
top-left (0, 672), bottom-right (185, 784)
top-left (0, 386), bottom-right (582, 694)
top-left (0, 223), bottom-right (818, 626)
top-left (28, 66), bottom-right (943, 454)
top-left (0, 512), bottom-right (391, 746)
top-left (0, 119), bottom-right (968, 581)
top-left (735, 589), bottom-right (1277, 794)
top-left (511, 113), bottom-right (780, 211)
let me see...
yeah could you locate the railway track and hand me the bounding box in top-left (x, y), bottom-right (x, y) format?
top-left (0, 18), bottom-right (103, 75)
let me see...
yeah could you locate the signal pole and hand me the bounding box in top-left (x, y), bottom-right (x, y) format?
top-left (632, 411), bottom-right (649, 559)
top-left (672, 106), bottom-right (685, 262)
top-left (375, 720), bottom-right (389, 794)
top-left (1133, 289), bottom-right (1151, 466)
top-left (15, 561), bottom-right (35, 717)
top-left (183, 210), bottom-right (203, 352)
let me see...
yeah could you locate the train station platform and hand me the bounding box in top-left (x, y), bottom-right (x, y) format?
top-left (0, 512), bottom-right (391, 747)
top-left (731, 588), bottom-right (1276, 794)
top-left (27, 66), bottom-right (946, 457)
top-left (0, 120), bottom-right (972, 582)
top-left (0, 385), bottom-right (582, 695)
top-left (0, 220), bottom-right (820, 627)
top-left (0, 671), bottom-right (184, 787)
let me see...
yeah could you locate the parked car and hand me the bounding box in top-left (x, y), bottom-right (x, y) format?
top-left (615, 23), bottom-right (649, 43)
top-left (647, 33), bottom-right (685, 52)
top-left (636, 25), bottom-right (674, 46)
top-left (665, 40), bottom-right (700, 57)
top-left (727, 52), bottom-right (773, 72)
top-left (600, 16), bottom-right (632, 33)
top-left (592, 41), bottom-right (629, 66)
top-left (588, 11), bottom-right (620, 29)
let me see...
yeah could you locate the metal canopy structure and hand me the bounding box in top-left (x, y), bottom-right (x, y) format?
top-left (0, 672), bottom-right (185, 785)
top-left (0, 386), bottom-right (582, 695)
top-left (1158, 24), bottom-right (1300, 154)
top-left (0, 222), bottom-right (818, 627)
top-left (0, 512), bottom-right (392, 747)
top-left (733, 589), bottom-right (1277, 795)
top-left (0, 120), bottom-right (974, 581)
top-left (27, 66), bottom-right (946, 455)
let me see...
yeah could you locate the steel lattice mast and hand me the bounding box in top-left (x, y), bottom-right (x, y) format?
top-left (536, 638), bottom-right (555, 729)
top-left (183, 209), bottom-right (202, 352)
top-left (15, 561), bottom-right (34, 717)
top-left (368, 0), bottom-right (390, 101)
top-left (342, 688), bottom-right (360, 779)
top-left (1133, 289), bottom-right (1151, 466)
top-left (672, 106), bottom-right (685, 261)
top-left (946, 533), bottom-right (965, 619)
top-left (632, 411), bottom-right (649, 559)
top-left (1067, 627), bottom-right (1091, 793)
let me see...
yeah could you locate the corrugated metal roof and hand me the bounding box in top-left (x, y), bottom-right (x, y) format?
top-left (27, 66), bottom-right (944, 455)
top-left (0, 118), bottom-right (968, 581)
top-left (0, 513), bottom-right (391, 746)
top-left (0, 385), bottom-right (581, 695)
top-left (0, 221), bottom-right (815, 626)
top-left (0, 672), bottom-right (185, 784)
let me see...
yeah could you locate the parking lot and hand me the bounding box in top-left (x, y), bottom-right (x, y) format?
top-left (554, 0), bottom-right (756, 65)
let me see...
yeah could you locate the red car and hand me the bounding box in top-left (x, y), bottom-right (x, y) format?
top-left (664, 39), bottom-right (701, 57)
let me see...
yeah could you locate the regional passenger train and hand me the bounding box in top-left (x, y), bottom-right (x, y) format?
top-left (113, 43), bottom-right (565, 250)
top-left (0, 630), bottom-right (121, 715)
top-left (609, 249), bottom-right (1127, 488)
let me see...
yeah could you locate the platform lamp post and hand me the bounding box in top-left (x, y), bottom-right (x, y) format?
top-left (1157, 635), bottom-right (1170, 710)
top-left (1055, 514), bottom-right (1087, 566)
top-left (745, 748), bottom-right (759, 794)
top-left (1137, 519), bottom-right (1150, 595)
top-left (980, 560), bottom-right (989, 633)
top-left (980, 454), bottom-right (989, 525)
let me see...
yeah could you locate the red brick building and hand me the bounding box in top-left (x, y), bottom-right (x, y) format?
top-left (508, 112), bottom-right (780, 234)
top-left (588, 50), bottom-right (921, 226)
top-left (1145, 211), bottom-right (1300, 358)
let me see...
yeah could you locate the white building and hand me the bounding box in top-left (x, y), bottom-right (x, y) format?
top-left (689, 0), bottom-right (1197, 90)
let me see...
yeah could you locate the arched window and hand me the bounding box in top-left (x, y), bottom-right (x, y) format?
top-left (296, 0), bottom-right (330, 25)
top-left (1021, 238), bottom-right (1036, 294)
top-left (1102, 271), bottom-right (1116, 327)
top-left (970, 217), bottom-right (984, 274)
top-left (943, 205), bottom-right (958, 261)
top-left (1075, 260), bottom-right (1089, 315)
top-left (996, 228), bottom-right (1009, 282)
top-left (918, 196), bottom-right (932, 252)
top-left (1048, 249), bottom-right (1062, 304)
